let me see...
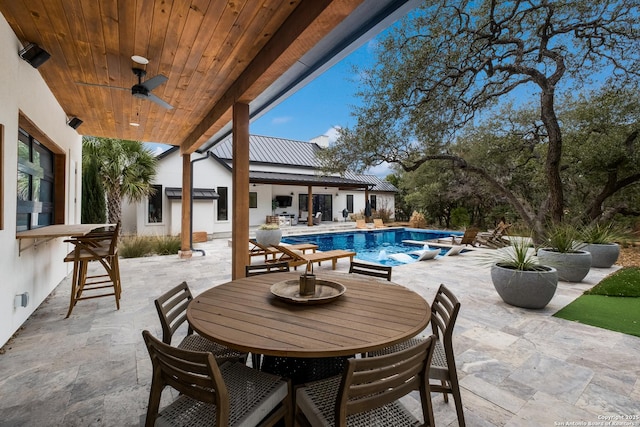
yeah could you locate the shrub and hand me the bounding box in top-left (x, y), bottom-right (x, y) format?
top-left (119, 235), bottom-right (154, 258)
top-left (409, 211), bottom-right (427, 229)
top-left (153, 235), bottom-right (181, 255)
top-left (258, 223), bottom-right (280, 230)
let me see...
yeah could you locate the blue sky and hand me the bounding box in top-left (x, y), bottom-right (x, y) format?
top-left (250, 40), bottom-right (377, 143)
top-left (147, 37), bottom-right (391, 175)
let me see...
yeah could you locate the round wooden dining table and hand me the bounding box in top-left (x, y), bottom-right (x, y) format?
top-left (187, 271), bottom-right (431, 358)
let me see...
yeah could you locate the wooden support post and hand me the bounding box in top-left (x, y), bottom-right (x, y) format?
top-left (232, 103), bottom-right (250, 279)
top-left (307, 185), bottom-right (313, 226)
top-left (179, 154), bottom-right (193, 258)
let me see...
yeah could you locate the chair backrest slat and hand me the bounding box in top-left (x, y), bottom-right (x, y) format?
top-left (349, 261), bottom-right (392, 281)
top-left (431, 284), bottom-right (460, 341)
top-left (245, 261), bottom-right (290, 277)
top-left (155, 282), bottom-right (193, 344)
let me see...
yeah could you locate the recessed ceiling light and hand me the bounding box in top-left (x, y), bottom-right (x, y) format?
top-left (131, 55), bottom-right (149, 65)
top-left (129, 122), bottom-right (140, 127)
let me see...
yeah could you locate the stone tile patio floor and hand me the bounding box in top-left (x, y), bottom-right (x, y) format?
top-left (1, 233), bottom-right (639, 426)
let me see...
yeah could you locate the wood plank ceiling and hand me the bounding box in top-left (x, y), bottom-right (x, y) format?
top-left (0, 0), bottom-right (366, 154)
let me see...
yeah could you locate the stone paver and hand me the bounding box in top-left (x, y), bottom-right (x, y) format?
top-left (1, 230), bottom-right (638, 426)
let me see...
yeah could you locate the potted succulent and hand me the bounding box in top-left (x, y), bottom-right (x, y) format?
top-left (490, 238), bottom-right (558, 309)
top-left (537, 223), bottom-right (591, 282)
top-left (255, 223), bottom-right (282, 247)
top-left (581, 223), bottom-right (622, 268)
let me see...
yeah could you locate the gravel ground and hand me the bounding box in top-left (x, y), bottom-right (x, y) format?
top-left (618, 245), bottom-right (640, 267)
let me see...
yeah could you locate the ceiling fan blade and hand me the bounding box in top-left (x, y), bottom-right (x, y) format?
top-left (141, 74), bottom-right (168, 91)
top-left (147, 93), bottom-right (174, 110)
top-left (74, 81), bottom-right (129, 91)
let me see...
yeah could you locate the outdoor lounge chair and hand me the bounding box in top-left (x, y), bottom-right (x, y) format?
top-left (270, 245), bottom-right (355, 270)
top-left (355, 219), bottom-right (367, 229)
top-left (441, 227), bottom-right (479, 246)
top-left (313, 211), bottom-right (323, 225)
top-left (373, 218), bottom-right (387, 228)
top-left (475, 223), bottom-right (510, 248)
top-left (249, 239), bottom-right (318, 261)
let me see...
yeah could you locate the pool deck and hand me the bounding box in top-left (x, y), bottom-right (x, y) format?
top-left (1, 225), bottom-right (639, 426)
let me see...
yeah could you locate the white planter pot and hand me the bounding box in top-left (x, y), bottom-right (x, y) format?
top-left (255, 229), bottom-right (282, 247)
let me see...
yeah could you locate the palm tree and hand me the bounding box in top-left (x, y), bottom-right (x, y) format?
top-left (82, 136), bottom-right (157, 225)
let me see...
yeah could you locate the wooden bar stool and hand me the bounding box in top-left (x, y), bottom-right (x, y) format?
top-left (63, 224), bottom-right (121, 317)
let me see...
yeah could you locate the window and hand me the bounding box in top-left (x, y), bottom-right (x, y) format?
top-left (217, 187), bottom-right (228, 220)
top-left (370, 195), bottom-right (377, 211)
top-left (17, 128), bottom-right (55, 231)
top-left (249, 191), bottom-right (257, 209)
top-left (148, 185), bottom-right (162, 223)
top-left (346, 194), bottom-right (353, 213)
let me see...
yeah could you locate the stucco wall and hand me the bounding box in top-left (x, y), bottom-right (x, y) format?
top-left (0, 15), bottom-right (83, 346)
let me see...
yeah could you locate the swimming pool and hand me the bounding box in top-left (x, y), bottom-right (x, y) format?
top-left (281, 228), bottom-right (463, 267)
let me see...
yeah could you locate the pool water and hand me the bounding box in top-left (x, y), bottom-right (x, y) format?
top-left (281, 228), bottom-right (463, 267)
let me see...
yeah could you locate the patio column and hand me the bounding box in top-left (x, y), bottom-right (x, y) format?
top-left (179, 153), bottom-right (192, 258)
top-left (307, 185), bottom-right (313, 226)
top-left (232, 102), bottom-right (250, 279)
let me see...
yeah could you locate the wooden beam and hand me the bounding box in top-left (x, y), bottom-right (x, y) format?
top-left (179, 153), bottom-right (192, 258)
top-left (231, 103), bottom-right (250, 279)
top-left (307, 185), bottom-right (313, 226)
top-left (179, 0), bottom-right (334, 154)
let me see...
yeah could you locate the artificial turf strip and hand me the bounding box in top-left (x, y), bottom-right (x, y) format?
top-left (584, 267), bottom-right (640, 297)
top-left (554, 295), bottom-right (640, 337)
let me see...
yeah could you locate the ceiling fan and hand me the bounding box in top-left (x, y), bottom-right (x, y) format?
top-left (76, 67), bottom-right (174, 110)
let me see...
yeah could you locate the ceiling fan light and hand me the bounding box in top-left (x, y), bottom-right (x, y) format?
top-left (131, 55), bottom-right (149, 65)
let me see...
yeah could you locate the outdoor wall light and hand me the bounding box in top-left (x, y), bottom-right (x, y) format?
top-left (18, 43), bottom-right (51, 68)
top-left (14, 292), bottom-right (29, 308)
top-left (67, 117), bottom-right (83, 129)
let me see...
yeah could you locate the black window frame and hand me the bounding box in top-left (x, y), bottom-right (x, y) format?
top-left (217, 186), bottom-right (228, 221)
top-left (148, 184), bottom-right (163, 223)
top-left (17, 128), bottom-right (55, 231)
top-left (249, 191), bottom-right (257, 209)
top-left (346, 194), bottom-right (354, 213)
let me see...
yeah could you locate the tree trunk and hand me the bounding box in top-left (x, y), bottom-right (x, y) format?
top-left (540, 89), bottom-right (564, 224)
top-left (107, 188), bottom-right (122, 226)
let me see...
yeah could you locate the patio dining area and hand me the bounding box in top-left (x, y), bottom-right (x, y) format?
top-left (1, 237), bottom-right (639, 426)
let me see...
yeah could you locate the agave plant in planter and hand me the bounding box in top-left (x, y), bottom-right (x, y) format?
top-left (581, 223), bottom-right (622, 268)
top-left (255, 223), bottom-right (282, 247)
top-left (490, 238), bottom-right (558, 309)
top-left (537, 223), bottom-right (591, 282)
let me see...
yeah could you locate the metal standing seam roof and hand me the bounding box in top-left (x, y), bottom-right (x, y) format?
top-left (343, 171), bottom-right (398, 192)
top-left (210, 135), bottom-right (398, 192)
top-left (211, 135), bottom-right (320, 167)
top-left (158, 136), bottom-right (398, 192)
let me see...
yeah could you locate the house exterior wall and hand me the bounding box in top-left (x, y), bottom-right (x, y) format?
top-left (0, 15), bottom-right (83, 346)
top-left (122, 147), bottom-right (397, 238)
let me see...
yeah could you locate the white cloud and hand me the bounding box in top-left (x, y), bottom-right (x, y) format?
top-left (271, 116), bottom-right (292, 125)
top-left (365, 162), bottom-right (393, 178)
top-left (324, 126), bottom-right (341, 143)
top-left (366, 38), bottom-right (379, 53)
